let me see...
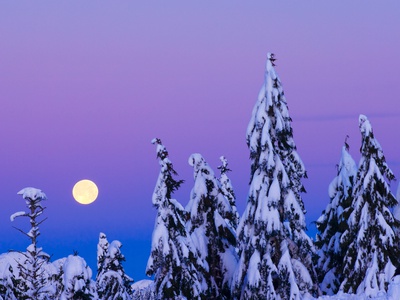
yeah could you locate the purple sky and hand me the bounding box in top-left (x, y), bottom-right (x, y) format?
top-left (1, 2), bottom-right (400, 281)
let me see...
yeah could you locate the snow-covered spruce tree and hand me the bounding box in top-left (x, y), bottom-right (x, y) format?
top-left (339, 115), bottom-right (400, 296)
top-left (60, 254), bottom-right (96, 300)
top-left (146, 138), bottom-right (206, 299)
top-left (186, 154), bottom-right (238, 299)
top-left (218, 155), bottom-right (240, 231)
top-left (10, 187), bottom-right (51, 299)
top-left (233, 53), bottom-right (318, 300)
top-left (315, 143), bottom-right (357, 295)
top-left (96, 232), bottom-right (133, 299)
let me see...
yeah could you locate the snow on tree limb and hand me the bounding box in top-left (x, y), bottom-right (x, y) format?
top-left (10, 211), bottom-right (27, 222)
top-left (17, 187), bottom-right (47, 201)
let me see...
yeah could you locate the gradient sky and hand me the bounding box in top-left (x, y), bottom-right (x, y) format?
top-left (1, 1), bottom-right (400, 281)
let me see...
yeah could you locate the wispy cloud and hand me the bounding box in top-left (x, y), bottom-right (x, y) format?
top-left (294, 112), bottom-right (400, 122)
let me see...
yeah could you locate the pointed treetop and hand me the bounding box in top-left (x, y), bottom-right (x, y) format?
top-left (152, 138), bottom-right (169, 160)
top-left (188, 153), bottom-right (204, 168)
top-left (151, 138), bottom-right (161, 144)
top-left (218, 156), bottom-right (231, 174)
top-left (188, 153), bottom-right (212, 179)
top-left (359, 114), bottom-right (373, 136)
top-left (17, 187), bottom-right (47, 200)
top-left (358, 114), bottom-right (395, 182)
top-left (267, 52), bottom-right (276, 67)
top-left (340, 145), bottom-right (357, 177)
top-left (151, 138), bottom-right (184, 205)
top-left (109, 240), bottom-right (123, 260)
top-left (344, 135), bottom-right (350, 151)
top-left (98, 232), bottom-right (109, 251)
top-left (97, 232), bottom-right (109, 270)
top-left (328, 145), bottom-right (357, 201)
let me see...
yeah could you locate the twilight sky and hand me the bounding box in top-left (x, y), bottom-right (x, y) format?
top-left (1, 1), bottom-right (400, 281)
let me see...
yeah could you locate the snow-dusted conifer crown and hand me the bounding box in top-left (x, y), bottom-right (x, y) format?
top-left (17, 187), bottom-right (47, 200)
top-left (359, 114), bottom-right (372, 136)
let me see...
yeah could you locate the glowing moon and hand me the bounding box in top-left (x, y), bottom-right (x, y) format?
top-left (72, 179), bottom-right (98, 205)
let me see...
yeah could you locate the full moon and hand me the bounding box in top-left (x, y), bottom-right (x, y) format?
top-left (72, 179), bottom-right (99, 205)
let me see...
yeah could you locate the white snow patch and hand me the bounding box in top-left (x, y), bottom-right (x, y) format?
top-left (10, 211), bottom-right (26, 221)
top-left (17, 187), bottom-right (47, 200)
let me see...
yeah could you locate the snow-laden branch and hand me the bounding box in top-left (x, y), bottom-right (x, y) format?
top-left (10, 211), bottom-right (27, 221)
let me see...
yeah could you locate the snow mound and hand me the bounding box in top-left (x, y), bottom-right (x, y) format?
top-left (313, 276), bottom-right (400, 300)
top-left (131, 279), bottom-right (153, 291)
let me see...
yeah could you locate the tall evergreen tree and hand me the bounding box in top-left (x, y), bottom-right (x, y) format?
top-left (218, 155), bottom-right (240, 231)
top-left (233, 53), bottom-right (318, 300)
top-left (146, 138), bottom-right (206, 299)
top-left (339, 115), bottom-right (400, 296)
top-left (10, 187), bottom-right (50, 299)
top-left (186, 154), bottom-right (237, 299)
top-left (96, 233), bottom-right (133, 299)
top-left (315, 144), bottom-right (357, 295)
